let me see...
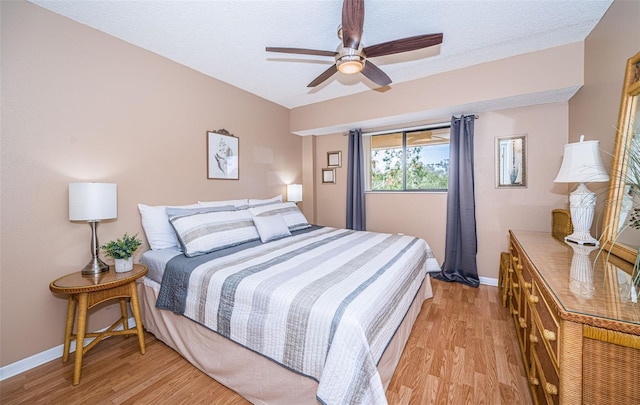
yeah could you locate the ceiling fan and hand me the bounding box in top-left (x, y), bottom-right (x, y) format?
top-left (265, 0), bottom-right (443, 88)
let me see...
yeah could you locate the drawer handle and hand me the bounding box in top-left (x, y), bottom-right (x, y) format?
top-left (513, 256), bottom-right (519, 263)
top-left (508, 267), bottom-right (514, 274)
top-left (543, 329), bottom-right (556, 341)
top-left (517, 264), bottom-right (523, 271)
top-left (511, 309), bottom-right (519, 316)
top-left (519, 317), bottom-right (526, 328)
top-left (523, 281), bottom-right (532, 289)
top-left (529, 334), bottom-right (538, 343)
top-left (529, 295), bottom-right (539, 304)
top-left (529, 376), bottom-right (539, 386)
top-left (544, 383), bottom-right (558, 396)
top-left (511, 281), bottom-right (519, 289)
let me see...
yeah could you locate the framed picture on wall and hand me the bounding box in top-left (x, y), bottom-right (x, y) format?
top-left (495, 134), bottom-right (527, 188)
top-left (207, 129), bottom-right (239, 180)
top-left (327, 151), bottom-right (342, 168)
top-left (322, 168), bottom-right (336, 184)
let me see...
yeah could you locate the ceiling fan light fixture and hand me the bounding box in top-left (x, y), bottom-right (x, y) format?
top-left (336, 55), bottom-right (364, 74)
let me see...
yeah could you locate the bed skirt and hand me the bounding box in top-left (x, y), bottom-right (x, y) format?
top-left (138, 276), bottom-right (433, 405)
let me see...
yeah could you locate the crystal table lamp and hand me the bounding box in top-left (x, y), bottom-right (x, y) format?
top-left (554, 135), bottom-right (609, 246)
top-left (69, 183), bottom-right (117, 274)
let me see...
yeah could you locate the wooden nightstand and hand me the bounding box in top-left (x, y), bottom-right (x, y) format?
top-left (49, 264), bottom-right (148, 385)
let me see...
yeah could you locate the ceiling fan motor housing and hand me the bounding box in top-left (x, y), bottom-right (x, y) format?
top-left (336, 45), bottom-right (365, 74)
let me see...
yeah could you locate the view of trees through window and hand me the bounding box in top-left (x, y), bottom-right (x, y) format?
top-left (370, 127), bottom-right (450, 191)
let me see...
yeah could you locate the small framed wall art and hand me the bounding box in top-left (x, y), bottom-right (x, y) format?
top-left (322, 168), bottom-right (336, 184)
top-left (207, 129), bottom-right (239, 180)
top-left (327, 151), bottom-right (342, 168)
top-left (495, 134), bottom-right (527, 188)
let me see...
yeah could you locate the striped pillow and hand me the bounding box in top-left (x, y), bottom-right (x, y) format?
top-left (248, 202), bottom-right (311, 232)
top-left (169, 209), bottom-right (259, 257)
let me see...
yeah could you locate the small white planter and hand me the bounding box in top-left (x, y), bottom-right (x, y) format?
top-left (114, 257), bottom-right (133, 273)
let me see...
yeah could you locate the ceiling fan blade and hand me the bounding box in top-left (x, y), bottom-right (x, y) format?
top-left (361, 61), bottom-right (392, 87)
top-left (266, 47), bottom-right (337, 57)
top-left (363, 33), bottom-right (443, 58)
top-left (307, 64), bottom-right (338, 87)
top-left (342, 0), bottom-right (364, 49)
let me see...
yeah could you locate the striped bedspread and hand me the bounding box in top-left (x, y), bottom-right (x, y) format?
top-left (158, 226), bottom-right (439, 405)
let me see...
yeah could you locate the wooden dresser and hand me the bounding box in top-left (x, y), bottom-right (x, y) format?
top-left (506, 230), bottom-right (640, 405)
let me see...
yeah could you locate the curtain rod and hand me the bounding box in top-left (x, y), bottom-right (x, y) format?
top-left (353, 115), bottom-right (479, 137)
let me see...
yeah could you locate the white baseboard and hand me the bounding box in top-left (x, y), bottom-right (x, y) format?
top-left (479, 276), bottom-right (499, 287)
top-left (0, 317), bottom-right (136, 381)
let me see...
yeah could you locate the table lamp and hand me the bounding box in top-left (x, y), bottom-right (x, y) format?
top-left (287, 184), bottom-right (303, 204)
top-left (69, 183), bottom-right (117, 274)
top-left (554, 135), bottom-right (609, 246)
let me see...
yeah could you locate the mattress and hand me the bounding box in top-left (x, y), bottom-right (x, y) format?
top-left (138, 275), bottom-right (433, 405)
top-left (139, 226), bottom-right (438, 404)
top-left (141, 248), bottom-right (181, 283)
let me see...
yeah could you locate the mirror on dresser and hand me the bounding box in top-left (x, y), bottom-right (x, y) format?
top-left (602, 51), bottom-right (640, 267)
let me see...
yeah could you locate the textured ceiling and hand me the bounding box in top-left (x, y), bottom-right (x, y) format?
top-left (30, 0), bottom-right (612, 109)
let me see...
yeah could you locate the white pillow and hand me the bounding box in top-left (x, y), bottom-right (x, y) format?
top-left (198, 199), bottom-right (249, 209)
top-left (138, 203), bottom-right (199, 250)
top-left (248, 202), bottom-right (311, 232)
top-left (253, 214), bottom-right (291, 243)
top-left (169, 209), bottom-right (259, 257)
top-left (165, 205), bottom-right (236, 218)
top-left (248, 194), bottom-right (283, 207)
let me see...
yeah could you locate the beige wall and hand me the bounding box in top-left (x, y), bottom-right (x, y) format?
top-left (291, 41), bottom-right (584, 135)
top-left (568, 0), bottom-right (640, 228)
top-left (2, 0), bottom-right (636, 372)
top-left (312, 104), bottom-right (569, 277)
top-left (302, 44), bottom-right (581, 279)
top-left (1, 1), bottom-right (300, 367)
top-left (300, 0), bottom-right (636, 282)
top-left (314, 134), bottom-right (349, 228)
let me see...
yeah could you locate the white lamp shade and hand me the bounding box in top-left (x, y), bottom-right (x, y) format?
top-left (69, 182), bottom-right (117, 221)
top-left (287, 184), bottom-right (303, 203)
top-left (554, 135), bottom-right (609, 183)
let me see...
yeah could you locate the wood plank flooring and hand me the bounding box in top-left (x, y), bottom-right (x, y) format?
top-left (0, 279), bottom-right (532, 405)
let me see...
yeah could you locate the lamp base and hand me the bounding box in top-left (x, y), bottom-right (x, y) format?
top-left (81, 256), bottom-right (110, 275)
top-left (566, 183), bottom-right (600, 247)
top-left (565, 232), bottom-right (600, 246)
top-left (80, 220), bottom-right (110, 275)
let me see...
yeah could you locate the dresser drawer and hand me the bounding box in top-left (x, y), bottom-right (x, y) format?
top-left (510, 288), bottom-right (526, 355)
top-left (499, 251), bottom-right (511, 307)
top-left (530, 280), bottom-right (560, 366)
top-left (518, 257), bottom-right (534, 294)
top-left (530, 320), bottom-right (559, 405)
top-left (530, 348), bottom-right (560, 405)
top-left (512, 286), bottom-right (534, 375)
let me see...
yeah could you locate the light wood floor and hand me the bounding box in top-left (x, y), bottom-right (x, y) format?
top-left (0, 279), bottom-right (532, 405)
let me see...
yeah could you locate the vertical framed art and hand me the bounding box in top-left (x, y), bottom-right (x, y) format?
top-left (495, 134), bottom-right (527, 188)
top-left (207, 129), bottom-right (239, 180)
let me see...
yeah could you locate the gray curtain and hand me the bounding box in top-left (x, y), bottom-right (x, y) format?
top-left (346, 128), bottom-right (366, 230)
top-left (432, 115), bottom-right (479, 287)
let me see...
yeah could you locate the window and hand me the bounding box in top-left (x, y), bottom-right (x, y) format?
top-left (367, 127), bottom-right (450, 191)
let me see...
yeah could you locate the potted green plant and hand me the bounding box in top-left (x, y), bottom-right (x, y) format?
top-left (101, 233), bottom-right (142, 273)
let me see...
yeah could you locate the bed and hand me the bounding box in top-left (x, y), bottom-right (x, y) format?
top-left (136, 199), bottom-right (439, 405)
